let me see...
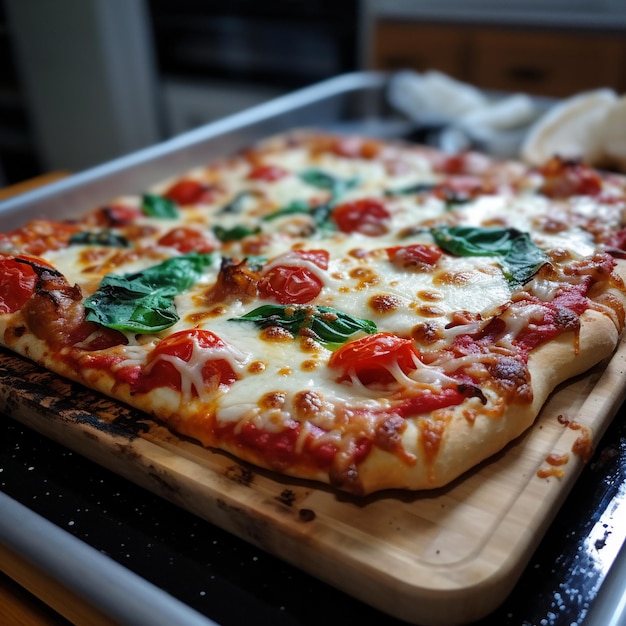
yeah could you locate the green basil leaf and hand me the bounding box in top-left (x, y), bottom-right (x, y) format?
top-left (261, 199), bottom-right (336, 232)
top-left (299, 169), bottom-right (359, 199)
top-left (431, 225), bottom-right (518, 256)
top-left (69, 230), bottom-right (129, 247)
top-left (261, 200), bottom-right (311, 222)
top-left (384, 183), bottom-right (469, 210)
top-left (310, 202), bottom-right (337, 231)
top-left (431, 225), bottom-right (547, 286)
top-left (384, 183), bottom-right (437, 196)
top-left (229, 304), bottom-right (376, 348)
top-left (218, 191), bottom-right (250, 215)
top-left (244, 255), bottom-right (267, 271)
top-left (300, 169), bottom-right (339, 190)
top-left (84, 252), bottom-right (213, 333)
top-left (85, 281), bottom-right (179, 333)
top-left (501, 232), bottom-right (549, 287)
top-left (213, 224), bottom-right (261, 242)
top-left (141, 194), bottom-right (179, 218)
top-left (309, 308), bottom-right (377, 347)
top-left (232, 304), bottom-right (305, 333)
top-left (261, 171), bottom-right (355, 231)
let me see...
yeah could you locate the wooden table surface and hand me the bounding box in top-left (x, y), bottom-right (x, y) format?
top-left (0, 172), bottom-right (69, 202)
top-left (0, 571), bottom-right (70, 626)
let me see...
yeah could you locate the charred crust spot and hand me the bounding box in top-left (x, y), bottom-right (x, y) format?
top-left (375, 414), bottom-right (406, 452)
top-left (489, 356), bottom-right (532, 402)
top-left (147, 468), bottom-right (182, 495)
top-left (329, 463), bottom-right (363, 495)
top-left (553, 307), bottom-right (581, 333)
top-left (457, 384), bottom-right (488, 404)
top-left (7, 325), bottom-right (27, 339)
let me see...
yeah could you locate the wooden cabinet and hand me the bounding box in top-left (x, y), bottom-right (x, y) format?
top-left (373, 22), bottom-right (470, 79)
top-left (372, 21), bottom-right (626, 97)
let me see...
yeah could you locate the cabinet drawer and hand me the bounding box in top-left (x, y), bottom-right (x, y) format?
top-left (469, 29), bottom-right (626, 97)
top-left (371, 21), bottom-right (626, 98)
top-left (373, 22), bottom-right (468, 80)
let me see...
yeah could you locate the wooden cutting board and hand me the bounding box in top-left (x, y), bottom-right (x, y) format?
top-left (2, 338), bottom-right (626, 626)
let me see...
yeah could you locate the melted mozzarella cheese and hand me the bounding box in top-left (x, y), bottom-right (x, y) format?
top-left (18, 134), bottom-right (623, 461)
top-left (320, 248), bottom-right (510, 333)
top-left (143, 338), bottom-right (251, 403)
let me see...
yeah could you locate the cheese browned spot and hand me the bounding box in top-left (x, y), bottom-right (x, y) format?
top-left (368, 294), bottom-right (402, 314)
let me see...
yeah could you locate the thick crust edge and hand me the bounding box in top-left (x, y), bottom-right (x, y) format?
top-left (354, 306), bottom-right (622, 494)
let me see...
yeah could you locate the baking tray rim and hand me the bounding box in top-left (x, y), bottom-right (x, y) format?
top-left (0, 71), bottom-right (389, 225)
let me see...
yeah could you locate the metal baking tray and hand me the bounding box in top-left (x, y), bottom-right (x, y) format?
top-left (1, 72), bottom-right (400, 228)
top-left (0, 73), bottom-right (626, 624)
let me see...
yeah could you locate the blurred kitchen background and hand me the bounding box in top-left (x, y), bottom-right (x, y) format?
top-left (0, 0), bottom-right (625, 188)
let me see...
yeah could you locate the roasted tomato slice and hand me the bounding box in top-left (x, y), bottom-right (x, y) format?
top-left (157, 226), bottom-right (215, 253)
top-left (538, 156), bottom-right (603, 198)
top-left (163, 179), bottom-right (216, 205)
top-left (259, 267), bottom-right (323, 305)
top-left (0, 255), bottom-right (39, 313)
top-left (0, 220), bottom-right (81, 256)
top-left (329, 332), bottom-right (420, 386)
top-left (332, 198), bottom-right (391, 236)
top-left (331, 136), bottom-right (382, 159)
top-left (134, 329), bottom-right (238, 395)
top-left (386, 243), bottom-right (442, 267)
top-left (258, 249), bottom-right (328, 305)
top-left (89, 203), bottom-right (143, 227)
top-left (291, 248), bottom-right (329, 270)
top-left (247, 164), bottom-right (289, 182)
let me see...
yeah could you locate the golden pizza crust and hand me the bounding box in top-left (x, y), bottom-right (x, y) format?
top-left (149, 290), bottom-right (625, 496)
top-left (352, 307), bottom-right (622, 494)
top-left (320, 261), bottom-right (626, 494)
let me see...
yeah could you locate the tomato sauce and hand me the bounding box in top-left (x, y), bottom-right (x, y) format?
top-left (225, 420), bottom-right (371, 472)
